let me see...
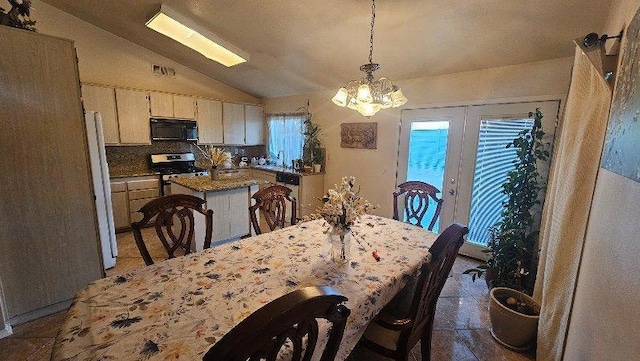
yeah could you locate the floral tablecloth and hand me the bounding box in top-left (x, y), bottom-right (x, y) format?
top-left (52, 215), bottom-right (437, 360)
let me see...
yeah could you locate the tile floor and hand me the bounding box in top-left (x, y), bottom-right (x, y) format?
top-left (0, 230), bottom-right (535, 361)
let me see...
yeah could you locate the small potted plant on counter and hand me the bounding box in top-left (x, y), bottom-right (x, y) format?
top-left (303, 113), bottom-right (324, 172)
top-left (464, 108), bottom-right (550, 351)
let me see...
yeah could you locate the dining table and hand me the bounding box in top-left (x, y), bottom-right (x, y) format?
top-left (52, 215), bottom-right (438, 360)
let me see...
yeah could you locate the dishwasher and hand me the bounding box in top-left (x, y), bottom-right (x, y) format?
top-left (276, 172), bottom-right (300, 222)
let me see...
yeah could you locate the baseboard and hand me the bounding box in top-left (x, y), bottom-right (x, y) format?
top-left (7, 299), bottom-right (71, 326)
top-left (0, 323), bottom-right (12, 339)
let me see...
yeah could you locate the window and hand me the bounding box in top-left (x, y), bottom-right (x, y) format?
top-left (266, 113), bottom-right (305, 168)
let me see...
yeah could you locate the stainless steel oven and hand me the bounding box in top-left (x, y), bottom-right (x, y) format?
top-left (149, 153), bottom-right (208, 195)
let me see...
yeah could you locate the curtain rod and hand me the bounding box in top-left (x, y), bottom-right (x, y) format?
top-left (266, 111), bottom-right (309, 116)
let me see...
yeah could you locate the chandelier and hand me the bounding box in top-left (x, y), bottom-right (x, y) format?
top-left (332, 0), bottom-right (407, 117)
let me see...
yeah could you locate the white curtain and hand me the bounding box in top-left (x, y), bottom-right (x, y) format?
top-left (533, 43), bottom-right (614, 360)
top-left (266, 113), bottom-right (305, 168)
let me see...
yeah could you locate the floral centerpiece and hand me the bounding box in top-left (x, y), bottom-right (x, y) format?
top-left (306, 176), bottom-right (375, 263)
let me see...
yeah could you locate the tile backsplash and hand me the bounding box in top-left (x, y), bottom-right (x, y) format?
top-left (106, 142), bottom-right (266, 175)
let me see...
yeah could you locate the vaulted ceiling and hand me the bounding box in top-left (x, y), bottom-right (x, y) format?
top-left (41, 0), bottom-right (613, 99)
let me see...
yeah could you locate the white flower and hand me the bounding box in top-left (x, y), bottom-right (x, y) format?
top-left (304, 176), bottom-right (375, 230)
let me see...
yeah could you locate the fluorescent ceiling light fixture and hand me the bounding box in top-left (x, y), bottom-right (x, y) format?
top-left (146, 4), bottom-right (249, 67)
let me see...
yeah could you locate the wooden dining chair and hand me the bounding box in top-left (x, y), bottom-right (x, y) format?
top-left (203, 286), bottom-right (351, 361)
top-left (393, 181), bottom-right (444, 231)
top-left (249, 184), bottom-right (297, 235)
top-left (131, 194), bottom-right (213, 265)
top-left (358, 223), bottom-right (469, 361)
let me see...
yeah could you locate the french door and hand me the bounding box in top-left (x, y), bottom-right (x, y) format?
top-left (398, 101), bottom-right (559, 259)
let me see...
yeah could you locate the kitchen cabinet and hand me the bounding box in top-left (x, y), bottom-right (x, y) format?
top-left (149, 91), bottom-right (173, 118)
top-left (245, 104), bottom-right (265, 145)
top-left (110, 181), bottom-right (129, 230)
top-left (196, 98), bottom-right (223, 144)
top-left (223, 102), bottom-right (245, 144)
top-left (109, 176), bottom-right (160, 230)
top-left (251, 169), bottom-right (277, 188)
top-left (298, 173), bottom-right (324, 217)
top-left (126, 176), bottom-right (161, 224)
top-left (115, 88), bottom-right (151, 144)
top-left (218, 168), bottom-right (250, 179)
top-left (82, 84), bottom-right (120, 144)
top-left (150, 92), bottom-right (196, 119)
top-left (208, 188), bottom-right (250, 241)
top-left (250, 168), bottom-right (324, 218)
top-left (171, 183), bottom-right (255, 246)
top-left (0, 26), bottom-right (103, 325)
top-left (173, 95), bottom-right (197, 119)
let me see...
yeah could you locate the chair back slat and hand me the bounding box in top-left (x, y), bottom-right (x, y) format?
top-left (393, 181), bottom-right (443, 231)
top-left (203, 286), bottom-right (350, 361)
top-left (250, 185), bottom-right (298, 235)
top-left (131, 194), bottom-right (213, 265)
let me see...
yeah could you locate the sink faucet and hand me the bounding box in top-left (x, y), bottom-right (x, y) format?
top-left (277, 150), bottom-right (285, 168)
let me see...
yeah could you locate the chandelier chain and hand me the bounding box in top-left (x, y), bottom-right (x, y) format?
top-left (368, 0), bottom-right (375, 64)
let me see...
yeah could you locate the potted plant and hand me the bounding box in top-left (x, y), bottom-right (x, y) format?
top-left (303, 114), bottom-right (324, 172)
top-left (464, 108), bottom-right (550, 350)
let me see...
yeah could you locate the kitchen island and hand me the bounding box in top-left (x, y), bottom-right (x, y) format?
top-left (170, 176), bottom-right (263, 248)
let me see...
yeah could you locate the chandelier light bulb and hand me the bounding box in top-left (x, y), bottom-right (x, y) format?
top-left (357, 83), bottom-right (373, 104)
top-left (356, 103), bottom-right (381, 117)
top-left (332, 87), bottom-right (348, 107)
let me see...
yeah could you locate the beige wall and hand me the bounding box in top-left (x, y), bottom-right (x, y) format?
top-left (564, 0), bottom-right (640, 359)
top-left (265, 58), bottom-right (572, 217)
top-left (32, 1), bottom-right (258, 103)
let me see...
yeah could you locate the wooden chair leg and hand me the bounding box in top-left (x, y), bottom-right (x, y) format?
top-left (420, 332), bottom-right (433, 361)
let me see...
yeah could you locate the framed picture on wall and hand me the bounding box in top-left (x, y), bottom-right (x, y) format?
top-left (601, 9), bottom-right (640, 183)
top-left (340, 122), bottom-right (377, 149)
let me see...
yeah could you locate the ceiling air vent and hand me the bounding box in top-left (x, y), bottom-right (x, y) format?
top-left (152, 64), bottom-right (176, 78)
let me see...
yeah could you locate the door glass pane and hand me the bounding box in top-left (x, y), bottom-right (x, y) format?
top-left (406, 121), bottom-right (448, 231)
top-left (467, 118), bottom-right (533, 246)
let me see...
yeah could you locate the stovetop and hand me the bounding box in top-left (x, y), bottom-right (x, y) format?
top-left (156, 166), bottom-right (207, 175)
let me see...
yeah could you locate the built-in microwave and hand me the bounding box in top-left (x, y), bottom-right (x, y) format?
top-left (150, 118), bottom-right (198, 141)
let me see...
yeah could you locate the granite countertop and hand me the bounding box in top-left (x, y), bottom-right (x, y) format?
top-left (171, 176), bottom-right (265, 192)
top-left (251, 165), bottom-right (324, 176)
top-left (109, 170), bottom-right (160, 178)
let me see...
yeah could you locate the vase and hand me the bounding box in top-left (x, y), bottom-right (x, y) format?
top-left (328, 226), bottom-right (351, 264)
top-left (210, 167), bottom-right (219, 180)
top-left (489, 287), bottom-right (541, 351)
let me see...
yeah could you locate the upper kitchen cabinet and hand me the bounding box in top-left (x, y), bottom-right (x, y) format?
top-left (115, 88), bottom-right (151, 144)
top-left (150, 91), bottom-right (196, 119)
top-left (223, 102), bottom-right (245, 145)
top-left (245, 104), bottom-right (265, 145)
top-left (149, 91), bottom-right (173, 118)
top-left (197, 98), bottom-right (223, 144)
top-left (173, 95), bottom-right (197, 119)
top-left (81, 84), bottom-right (120, 144)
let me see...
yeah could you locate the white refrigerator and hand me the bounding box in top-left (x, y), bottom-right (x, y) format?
top-left (85, 111), bottom-right (118, 269)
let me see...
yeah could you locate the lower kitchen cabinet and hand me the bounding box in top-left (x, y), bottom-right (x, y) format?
top-left (249, 168), bottom-right (324, 218)
top-left (298, 174), bottom-right (324, 218)
top-left (209, 187), bottom-right (250, 241)
top-left (110, 175), bottom-right (161, 231)
top-left (171, 183), bottom-right (257, 248)
top-left (110, 181), bottom-right (129, 229)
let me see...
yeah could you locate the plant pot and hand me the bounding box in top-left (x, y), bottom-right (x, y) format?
top-left (313, 164), bottom-right (322, 173)
top-left (489, 287), bottom-right (540, 351)
top-left (210, 168), bottom-right (220, 181)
